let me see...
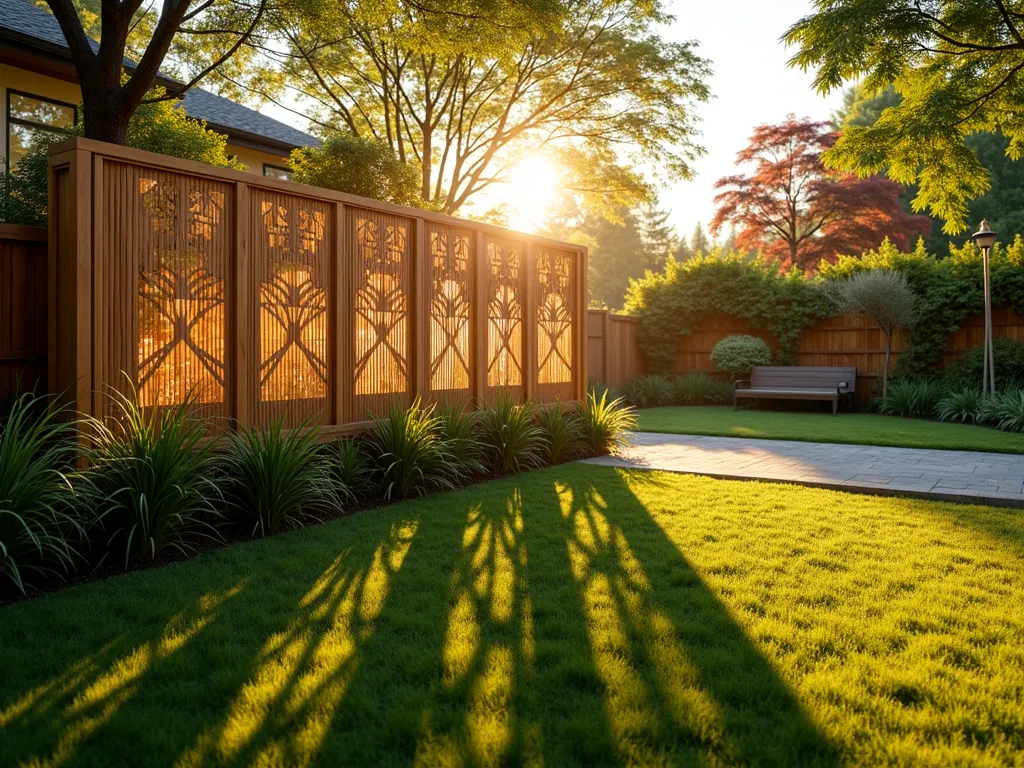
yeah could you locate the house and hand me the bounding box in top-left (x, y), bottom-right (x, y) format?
top-left (0, 0), bottom-right (318, 178)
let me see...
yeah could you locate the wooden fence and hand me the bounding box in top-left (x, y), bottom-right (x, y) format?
top-left (0, 224), bottom-right (47, 397)
top-left (48, 138), bottom-right (587, 434)
top-left (670, 309), bottom-right (1024, 403)
top-left (587, 310), bottom-right (644, 388)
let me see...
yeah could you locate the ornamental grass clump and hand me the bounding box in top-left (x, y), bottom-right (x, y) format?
top-left (671, 372), bottom-right (718, 405)
top-left (437, 404), bottom-right (484, 476)
top-left (367, 398), bottom-right (460, 500)
top-left (936, 388), bottom-right (984, 424)
top-left (330, 438), bottom-right (375, 502)
top-left (537, 401), bottom-right (584, 465)
top-left (877, 378), bottom-right (944, 419)
top-left (579, 389), bottom-right (636, 456)
top-left (83, 392), bottom-right (221, 568)
top-left (221, 419), bottom-right (339, 537)
top-left (982, 388), bottom-right (1024, 432)
top-left (621, 375), bottom-right (673, 407)
top-left (476, 394), bottom-right (545, 475)
top-left (710, 335), bottom-right (772, 379)
top-left (0, 393), bottom-right (80, 594)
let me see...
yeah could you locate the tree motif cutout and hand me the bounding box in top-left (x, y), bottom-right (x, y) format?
top-left (258, 198), bottom-right (329, 402)
top-left (136, 177), bottom-right (227, 408)
top-left (537, 252), bottom-right (573, 384)
top-left (487, 242), bottom-right (522, 388)
top-left (260, 268), bottom-right (328, 401)
top-left (354, 217), bottom-right (409, 396)
top-left (429, 230), bottom-right (471, 391)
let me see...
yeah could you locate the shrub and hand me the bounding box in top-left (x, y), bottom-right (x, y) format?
top-left (0, 393), bottom-right (80, 594)
top-left (220, 420), bottom-right (339, 537)
top-left (330, 438), bottom-right (375, 502)
top-left (981, 388), bottom-right (1024, 432)
top-left (671, 372), bottom-right (718, 405)
top-left (621, 375), bottom-right (673, 408)
top-left (944, 338), bottom-right (1024, 391)
top-left (476, 394), bottom-right (545, 475)
top-left (437, 403), bottom-right (484, 476)
top-left (367, 398), bottom-right (460, 500)
top-left (710, 335), bottom-right (772, 379)
top-left (877, 378), bottom-right (945, 418)
top-left (579, 389), bottom-right (636, 456)
top-left (82, 393), bottom-right (221, 568)
top-left (936, 388), bottom-right (984, 423)
top-left (537, 402), bottom-right (584, 464)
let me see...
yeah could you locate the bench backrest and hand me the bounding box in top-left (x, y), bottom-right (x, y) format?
top-left (749, 366), bottom-right (856, 392)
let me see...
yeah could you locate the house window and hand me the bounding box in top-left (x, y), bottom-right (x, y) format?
top-left (6, 91), bottom-right (77, 169)
top-left (263, 164), bottom-right (293, 181)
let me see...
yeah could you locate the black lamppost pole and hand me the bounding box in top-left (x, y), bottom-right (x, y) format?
top-left (971, 219), bottom-right (997, 396)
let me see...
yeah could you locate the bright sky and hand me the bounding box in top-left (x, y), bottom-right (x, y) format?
top-left (660, 0), bottom-right (845, 241)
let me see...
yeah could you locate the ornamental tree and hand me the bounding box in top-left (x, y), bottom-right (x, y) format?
top-left (785, 0), bottom-right (1024, 234)
top-left (711, 117), bottom-right (931, 272)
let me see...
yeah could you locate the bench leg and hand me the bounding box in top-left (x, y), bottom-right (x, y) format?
top-left (832, 398), bottom-right (838, 416)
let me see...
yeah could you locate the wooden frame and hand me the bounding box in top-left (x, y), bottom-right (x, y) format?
top-left (47, 138), bottom-right (589, 432)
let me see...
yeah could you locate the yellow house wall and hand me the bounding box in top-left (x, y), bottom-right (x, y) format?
top-left (0, 63), bottom-right (293, 174)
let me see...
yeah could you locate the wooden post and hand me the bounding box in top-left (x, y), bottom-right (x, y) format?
top-left (413, 217), bottom-right (429, 403)
top-left (233, 181), bottom-right (251, 428)
top-left (473, 233), bottom-right (488, 404)
top-left (90, 155), bottom-right (104, 419)
top-left (334, 202), bottom-right (349, 426)
top-left (578, 249), bottom-right (590, 401)
top-left (524, 241), bottom-right (537, 402)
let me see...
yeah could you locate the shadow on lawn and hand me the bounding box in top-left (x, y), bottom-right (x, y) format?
top-left (0, 465), bottom-right (839, 766)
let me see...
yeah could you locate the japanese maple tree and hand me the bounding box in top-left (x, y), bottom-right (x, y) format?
top-left (712, 116), bottom-right (930, 272)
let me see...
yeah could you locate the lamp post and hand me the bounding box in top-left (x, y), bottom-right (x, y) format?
top-left (971, 219), bottom-right (997, 396)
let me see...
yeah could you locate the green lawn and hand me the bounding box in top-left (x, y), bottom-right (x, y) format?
top-left (2, 465), bottom-right (1023, 766)
top-left (635, 405), bottom-right (1024, 453)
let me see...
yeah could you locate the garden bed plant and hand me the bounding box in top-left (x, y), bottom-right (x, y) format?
top-left (0, 389), bottom-right (635, 600)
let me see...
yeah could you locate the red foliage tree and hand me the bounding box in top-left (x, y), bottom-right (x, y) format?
top-left (711, 116), bottom-right (930, 272)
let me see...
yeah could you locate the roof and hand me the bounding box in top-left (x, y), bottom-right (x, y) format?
top-left (0, 0), bottom-right (318, 153)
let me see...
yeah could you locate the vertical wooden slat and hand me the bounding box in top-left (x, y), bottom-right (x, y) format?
top-left (524, 241), bottom-right (537, 402)
top-left (413, 217), bottom-right (429, 402)
top-left (91, 156), bottom-right (104, 419)
top-left (473, 232), bottom-right (487, 404)
top-left (577, 249), bottom-right (589, 400)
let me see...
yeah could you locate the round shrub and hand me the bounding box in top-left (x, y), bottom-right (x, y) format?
top-left (710, 335), bottom-right (772, 378)
top-left (944, 338), bottom-right (1024, 391)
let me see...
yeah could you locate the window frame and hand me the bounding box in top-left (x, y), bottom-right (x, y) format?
top-left (5, 89), bottom-right (78, 169)
top-left (263, 163), bottom-right (293, 181)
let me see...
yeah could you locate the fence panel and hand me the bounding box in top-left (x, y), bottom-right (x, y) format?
top-left (586, 310), bottom-right (644, 388)
top-left (48, 138), bottom-right (587, 432)
top-left (0, 224), bottom-right (47, 396)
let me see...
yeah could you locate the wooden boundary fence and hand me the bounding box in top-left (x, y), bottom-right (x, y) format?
top-left (0, 224), bottom-right (47, 397)
top-left (591, 308), bottom-right (1024, 405)
top-left (587, 310), bottom-right (644, 388)
top-left (48, 138), bottom-right (587, 434)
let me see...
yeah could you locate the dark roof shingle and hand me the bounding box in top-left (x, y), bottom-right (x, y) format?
top-left (0, 0), bottom-right (318, 151)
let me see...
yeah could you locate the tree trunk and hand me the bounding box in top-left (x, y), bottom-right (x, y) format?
top-left (882, 331), bottom-right (892, 399)
top-left (80, 87), bottom-right (131, 144)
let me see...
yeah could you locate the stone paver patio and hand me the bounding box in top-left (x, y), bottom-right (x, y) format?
top-left (583, 432), bottom-right (1024, 507)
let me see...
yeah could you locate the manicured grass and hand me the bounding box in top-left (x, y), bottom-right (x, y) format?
top-left (635, 405), bottom-right (1024, 453)
top-left (2, 465), bottom-right (1023, 766)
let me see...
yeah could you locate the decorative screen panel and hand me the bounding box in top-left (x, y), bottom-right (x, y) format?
top-left (351, 209), bottom-right (412, 416)
top-left (536, 248), bottom-right (576, 400)
top-left (484, 236), bottom-right (524, 396)
top-left (104, 161), bottom-right (232, 423)
top-left (427, 223), bottom-right (473, 403)
top-left (252, 190), bottom-right (331, 427)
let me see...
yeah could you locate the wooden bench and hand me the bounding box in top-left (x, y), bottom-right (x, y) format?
top-left (734, 366), bottom-right (856, 415)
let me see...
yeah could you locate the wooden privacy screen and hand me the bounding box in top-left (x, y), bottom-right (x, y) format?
top-left (0, 225), bottom-right (47, 396)
top-left (587, 310), bottom-right (644, 388)
top-left (48, 139), bottom-right (587, 433)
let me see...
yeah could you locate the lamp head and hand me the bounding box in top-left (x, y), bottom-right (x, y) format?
top-left (972, 219), bottom-right (997, 250)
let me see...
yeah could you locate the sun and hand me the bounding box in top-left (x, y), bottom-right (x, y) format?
top-left (504, 153), bottom-right (561, 233)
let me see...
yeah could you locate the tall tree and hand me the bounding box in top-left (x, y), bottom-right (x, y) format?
top-left (251, 0), bottom-right (710, 215)
top-left (712, 116), bottom-right (930, 271)
top-left (689, 221), bottom-right (711, 256)
top-left (44, 0), bottom-right (270, 143)
top-left (785, 0), bottom-right (1024, 234)
top-left (638, 203), bottom-right (677, 272)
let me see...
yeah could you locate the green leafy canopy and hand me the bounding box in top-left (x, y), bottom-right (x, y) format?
top-left (785, 0), bottom-right (1024, 233)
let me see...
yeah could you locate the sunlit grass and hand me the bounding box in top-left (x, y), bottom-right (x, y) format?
top-left (635, 405), bottom-right (1024, 453)
top-left (1, 465), bottom-right (1023, 765)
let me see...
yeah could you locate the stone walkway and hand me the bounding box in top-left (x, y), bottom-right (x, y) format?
top-left (583, 432), bottom-right (1024, 507)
